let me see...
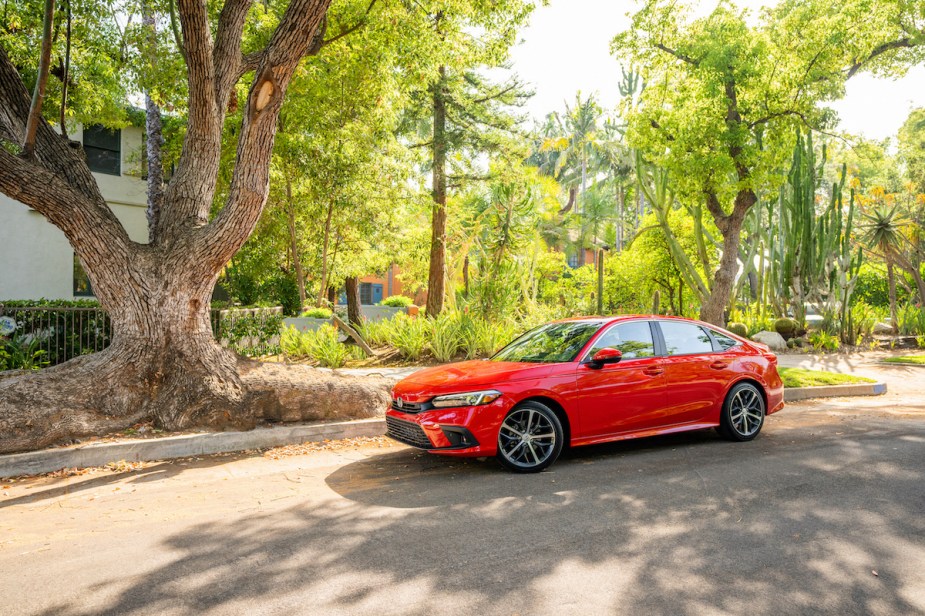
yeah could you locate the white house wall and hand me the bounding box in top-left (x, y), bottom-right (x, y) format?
top-left (0, 125), bottom-right (148, 301)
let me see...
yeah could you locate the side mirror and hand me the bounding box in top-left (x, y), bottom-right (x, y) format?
top-left (588, 347), bottom-right (622, 368)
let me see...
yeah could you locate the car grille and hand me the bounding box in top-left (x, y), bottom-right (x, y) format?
top-left (385, 416), bottom-right (433, 449)
top-left (390, 399), bottom-right (426, 413)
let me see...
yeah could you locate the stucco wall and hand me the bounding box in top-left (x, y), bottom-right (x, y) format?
top-left (0, 124), bottom-right (147, 301)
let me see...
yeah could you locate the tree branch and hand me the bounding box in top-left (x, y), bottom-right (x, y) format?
top-left (200, 0), bottom-right (333, 270)
top-left (22, 0), bottom-right (55, 159)
top-left (845, 37), bottom-right (912, 79)
top-left (213, 0), bottom-right (254, 111)
top-left (654, 42), bottom-right (699, 66)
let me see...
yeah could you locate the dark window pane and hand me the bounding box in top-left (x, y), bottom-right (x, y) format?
top-left (73, 256), bottom-right (94, 297)
top-left (711, 330), bottom-right (740, 350)
top-left (359, 283), bottom-right (372, 305)
top-left (83, 125), bottom-right (121, 175)
top-left (660, 321), bottom-right (714, 355)
top-left (83, 125), bottom-right (120, 150)
top-left (589, 321), bottom-right (655, 359)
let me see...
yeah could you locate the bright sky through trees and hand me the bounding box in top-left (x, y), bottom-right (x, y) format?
top-left (510, 0), bottom-right (925, 142)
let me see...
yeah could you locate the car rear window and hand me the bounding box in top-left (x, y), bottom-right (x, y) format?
top-left (659, 321), bottom-right (714, 355)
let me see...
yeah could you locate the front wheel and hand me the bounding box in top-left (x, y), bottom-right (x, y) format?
top-left (496, 401), bottom-right (564, 473)
top-left (717, 382), bottom-right (766, 442)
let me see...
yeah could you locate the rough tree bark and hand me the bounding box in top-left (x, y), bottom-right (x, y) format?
top-left (0, 0), bottom-right (391, 454)
top-left (426, 65), bottom-right (448, 317)
top-left (699, 189), bottom-right (753, 326)
top-left (22, 0), bottom-right (55, 158)
top-left (344, 276), bottom-right (362, 327)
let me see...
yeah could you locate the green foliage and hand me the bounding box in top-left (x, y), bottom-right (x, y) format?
top-left (0, 336), bottom-right (49, 371)
top-left (774, 318), bottom-right (799, 336)
top-left (301, 307), bottom-right (333, 319)
top-left (389, 314), bottom-right (430, 361)
top-left (281, 325), bottom-right (351, 368)
top-left (852, 264), bottom-right (897, 307)
top-left (726, 322), bottom-right (748, 337)
top-left (428, 314), bottom-right (463, 362)
top-left (898, 107), bottom-right (925, 193)
top-left (214, 310), bottom-right (283, 358)
top-left (896, 304), bottom-right (925, 336)
top-left (849, 301), bottom-right (884, 340)
top-left (808, 330), bottom-right (841, 352)
top-left (0, 303), bottom-right (111, 366)
top-left (381, 296), bottom-right (413, 308)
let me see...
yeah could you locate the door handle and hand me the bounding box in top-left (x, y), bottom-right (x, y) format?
top-left (710, 361), bottom-right (729, 370)
top-left (643, 366), bottom-right (664, 376)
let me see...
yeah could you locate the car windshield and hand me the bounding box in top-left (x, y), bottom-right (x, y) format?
top-left (492, 321), bottom-right (603, 363)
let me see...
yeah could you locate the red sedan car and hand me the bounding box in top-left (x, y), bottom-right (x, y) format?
top-left (386, 315), bottom-right (784, 472)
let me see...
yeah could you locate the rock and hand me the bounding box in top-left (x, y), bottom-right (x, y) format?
top-left (751, 330), bottom-right (787, 351)
top-left (872, 321), bottom-right (894, 335)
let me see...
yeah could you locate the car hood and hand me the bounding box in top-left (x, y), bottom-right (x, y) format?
top-left (397, 360), bottom-right (558, 392)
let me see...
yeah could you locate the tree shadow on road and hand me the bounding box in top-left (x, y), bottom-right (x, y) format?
top-left (36, 420), bottom-right (925, 616)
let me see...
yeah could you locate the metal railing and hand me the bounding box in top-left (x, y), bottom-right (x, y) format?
top-left (0, 304), bottom-right (112, 366)
top-left (0, 304), bottom-right (284, 367)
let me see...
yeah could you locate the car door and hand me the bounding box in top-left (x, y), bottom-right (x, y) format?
top-left (655, 320), bottom-right (734, 425)
top-left (575, 320), bottom-right (668, 439)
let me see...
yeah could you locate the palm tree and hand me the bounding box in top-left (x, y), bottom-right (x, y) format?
top-left (863, 205), bottom-right (906, 334)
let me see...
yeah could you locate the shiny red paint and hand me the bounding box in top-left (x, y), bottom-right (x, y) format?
top-left (386, 315), bottom-right (784, 458)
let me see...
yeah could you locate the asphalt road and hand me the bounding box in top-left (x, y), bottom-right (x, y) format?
top-left (1, 355), bottom-right (924, 616)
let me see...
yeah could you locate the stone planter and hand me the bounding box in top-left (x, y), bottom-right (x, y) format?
top-left (283, 317), bottom-right (331, 333)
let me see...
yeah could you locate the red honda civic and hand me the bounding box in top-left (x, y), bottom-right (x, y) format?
top-left (385, 315), bottom-right (784, 472)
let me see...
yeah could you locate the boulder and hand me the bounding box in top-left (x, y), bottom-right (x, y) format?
top-left (872, 321), bottom-right (894, 335)
top-left (751, 330), bottom-right (787, 351)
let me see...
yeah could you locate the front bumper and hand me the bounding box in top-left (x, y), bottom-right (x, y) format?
top-left (384, 398), bottom-right (509, 457)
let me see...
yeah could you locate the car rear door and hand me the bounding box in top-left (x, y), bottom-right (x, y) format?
top-left (575, 320), bottom-right (668, 439)
top-left (654, 320), bottom-right (735, 425)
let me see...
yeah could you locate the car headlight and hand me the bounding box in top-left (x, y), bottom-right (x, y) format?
top-left (431, 390), bottom-right (502, 409)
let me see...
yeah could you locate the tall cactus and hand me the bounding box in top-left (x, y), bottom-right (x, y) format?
top-left (769, 131), bottom-right (862, 339)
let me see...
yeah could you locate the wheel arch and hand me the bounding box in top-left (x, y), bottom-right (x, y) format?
top-left (515, 395), bottom-right (572, 447)
top-left (728, 377), bottom-right (769, 411)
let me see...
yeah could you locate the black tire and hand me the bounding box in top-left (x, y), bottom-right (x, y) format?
top-left (496, 401), bottom-right (564, 473)
top-left (717, 381), bottom-right (766, 442)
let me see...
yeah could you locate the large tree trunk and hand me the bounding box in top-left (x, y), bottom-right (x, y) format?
top-left (344, 276), bottom-right (362, 327)
top-left (0, 0), bottom-right (395, 454)
top-left (426, 65), bottom-right (448, 317)
top-left (700, 190), bottom-right (751, 326)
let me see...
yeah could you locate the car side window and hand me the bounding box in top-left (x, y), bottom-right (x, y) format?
top-left (711, 329), bottom-right (740, 350)
top-left (659, 322), bottom-right (714, 356)
top-left (588, 322), bottom-right (656, 359)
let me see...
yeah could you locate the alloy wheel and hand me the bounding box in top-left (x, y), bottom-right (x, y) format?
top-left (729, 386), bottom-right (764, 437)
top-left (498, 407), bottom-right (557, 469)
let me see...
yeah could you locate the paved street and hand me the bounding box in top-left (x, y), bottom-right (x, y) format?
top-left (1, 354), bottom-right (924, 615)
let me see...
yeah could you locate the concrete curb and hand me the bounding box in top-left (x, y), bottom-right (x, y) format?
top-left (0, 418), bottom-right (386, 479)
top-left (784, 382), bottom-right (887, 402)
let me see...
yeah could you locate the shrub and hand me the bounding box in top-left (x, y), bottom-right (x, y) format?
top-left (808, 330), bottom-right (840, 352)
top-left (281, 324), bottom-right (351, 368)
top-left (301, 307), bottom-right (333, 319)
top-left (897, 303), bottom-right (925, 336)
top-left (726, 322), bottom-right (748, 337)
top-left (429, 314), bottom-right (462, 362)
top-left (381, 295), bottom-right (414, 308)
top-left (390, 314), bottom-right (429, 361)
top-left (774, 317), bottom-right (798, 338)
top-left (0, 335), bottom-right (49, 371)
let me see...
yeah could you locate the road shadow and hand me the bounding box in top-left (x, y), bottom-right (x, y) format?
top-left (32, 416), bottom-right (925, 615)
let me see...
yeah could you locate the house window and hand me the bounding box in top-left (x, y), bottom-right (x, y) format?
top-left (73, 256), bottom-right (94, 297)
top-left (83, 125), bottom-right (121, 175)
top-left (567, 253), bottom-right (579, 268)
top-left (359, 283), bottom-right (384, 305)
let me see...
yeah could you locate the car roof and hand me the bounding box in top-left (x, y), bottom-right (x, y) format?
top-left (553, 314), bottom-right (711, 327)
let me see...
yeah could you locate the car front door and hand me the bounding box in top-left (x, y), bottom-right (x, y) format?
top-left (655, 320), bottom-right (733, 425)
top-left (575, 320), bottom-right (669, 440)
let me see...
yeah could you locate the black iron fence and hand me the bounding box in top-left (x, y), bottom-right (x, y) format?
top-left (0, 303), bottom-right (283, 369)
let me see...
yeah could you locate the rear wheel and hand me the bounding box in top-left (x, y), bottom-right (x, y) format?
top-left (717, 382), bottom-right (766, 442)
top-left (496, 401), bottom-right (564, 473)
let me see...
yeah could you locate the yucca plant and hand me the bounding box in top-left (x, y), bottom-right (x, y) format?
top-left (429, 313), bottom-right (463, 363)
top-left (308, 324), bottom-right (351, 368)
top-left (391, 314), bottom-right (429, 361)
